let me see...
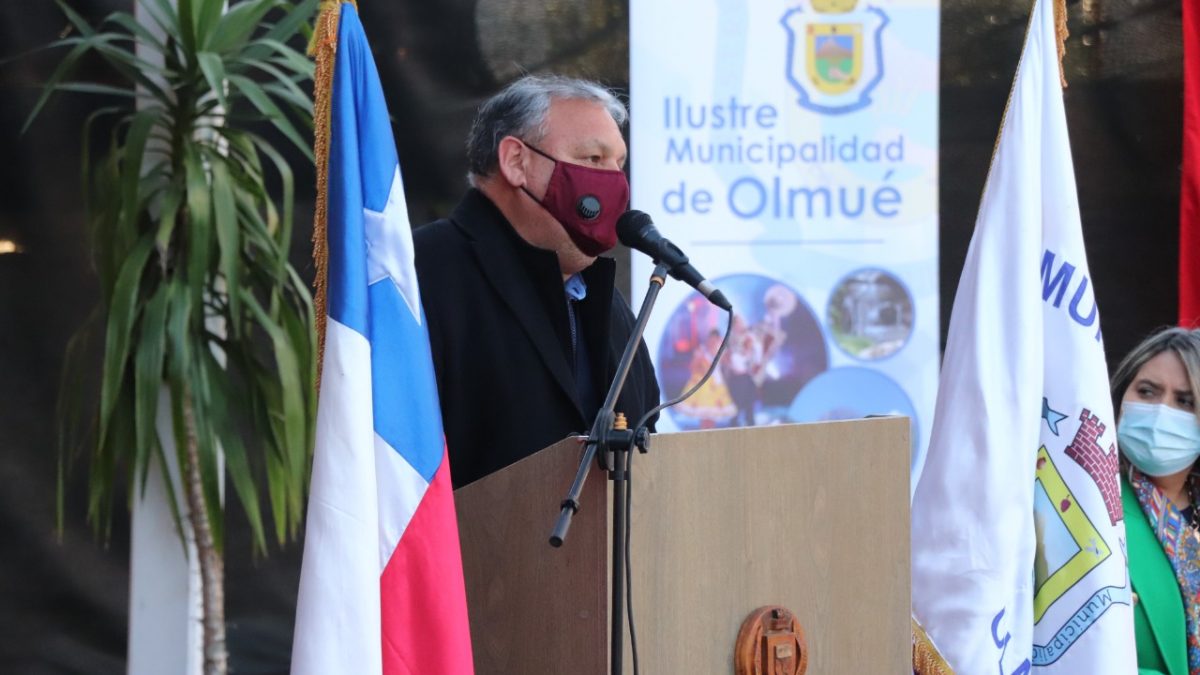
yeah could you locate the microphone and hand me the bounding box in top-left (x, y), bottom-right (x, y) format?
top-left (616, 210), bottom-right (732, 311)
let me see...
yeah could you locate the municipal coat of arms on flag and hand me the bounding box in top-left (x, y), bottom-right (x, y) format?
top-left (910, 0), bottom-right (1136, 672)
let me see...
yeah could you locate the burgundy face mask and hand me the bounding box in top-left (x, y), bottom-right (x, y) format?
top-left (520, 142), bottom-right (630, 257)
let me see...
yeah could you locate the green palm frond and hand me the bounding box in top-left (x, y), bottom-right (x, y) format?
top-left (38, 0), bottom-right (322, 554)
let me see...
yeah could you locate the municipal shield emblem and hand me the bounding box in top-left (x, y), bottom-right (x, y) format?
top-left (781, 4), bottom-right (889, 115)
top-left (807, 24), bottom-right (862, 95)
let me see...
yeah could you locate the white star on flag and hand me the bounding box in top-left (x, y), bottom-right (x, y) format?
top-left (365, 167), bottom-right (422, 323)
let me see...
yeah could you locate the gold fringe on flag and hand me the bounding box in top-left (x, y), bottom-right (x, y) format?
top-left (912, 617), bottom-right (955, 675)
top-left (1054, 0), bottom-right (1070, 88)
top-left (984, 0), bottom-right (1071, 170)
top-left (308, 0), bottom-right (357, 387)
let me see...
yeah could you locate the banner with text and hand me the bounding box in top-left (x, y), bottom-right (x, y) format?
top-left (631, 0), bottom-right (940, 486)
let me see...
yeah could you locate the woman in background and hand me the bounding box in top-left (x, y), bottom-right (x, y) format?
top-left (1116, 327), bottom-right (1200, 675)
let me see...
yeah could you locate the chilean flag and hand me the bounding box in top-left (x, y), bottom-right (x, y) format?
top-left (291, 4), bottom-right (474, 673)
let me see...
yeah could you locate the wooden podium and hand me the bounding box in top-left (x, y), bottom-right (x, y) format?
top-left (453, 417), bottom-right (911, 674)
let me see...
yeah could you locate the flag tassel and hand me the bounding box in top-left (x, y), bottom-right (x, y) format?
top-left (1054, 0), bottom-right (1069, 87)
top-left (308, 0), bottom-right (357, 384)
top-left (912, 618), bottom-right (955, 675)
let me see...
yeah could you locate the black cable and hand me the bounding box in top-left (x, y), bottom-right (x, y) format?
top-left (633, 308), bottom-right (735, 435)
top-left (626, 446), bottom-right (638, 675)
top-left (625, 307), bottom-right (734, 675)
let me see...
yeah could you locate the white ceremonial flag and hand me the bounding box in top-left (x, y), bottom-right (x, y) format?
top-left (910, 0), bottom-right (1137, 671)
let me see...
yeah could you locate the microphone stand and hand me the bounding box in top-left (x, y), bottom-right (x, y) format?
top-left (550, 261), bottom-right (669, 675)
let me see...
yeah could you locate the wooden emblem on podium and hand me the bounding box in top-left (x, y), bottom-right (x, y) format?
top-left (734, 605), bottom-right (808, 675)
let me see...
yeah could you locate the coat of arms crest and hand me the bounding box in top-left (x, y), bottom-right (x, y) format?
top-left (781, 0), bottom-right (889, 115)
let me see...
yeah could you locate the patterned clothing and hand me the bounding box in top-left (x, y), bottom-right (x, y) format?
top-left (676, 344), bottom-right (737, 424)
top-left (1131, 467), bottom-right (1200, 674)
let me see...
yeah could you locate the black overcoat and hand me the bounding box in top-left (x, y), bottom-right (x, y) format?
top-left (414, 190), bottom-right (661, 488)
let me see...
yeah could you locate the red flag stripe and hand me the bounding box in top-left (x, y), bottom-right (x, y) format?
top-left (1182, 0), bottom-right (1200, 327)
top-left (380, 454), bottom-right (475, 675)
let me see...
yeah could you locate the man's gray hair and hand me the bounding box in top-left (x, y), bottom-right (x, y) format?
top-left (466, 75), bottom-right (628, 180)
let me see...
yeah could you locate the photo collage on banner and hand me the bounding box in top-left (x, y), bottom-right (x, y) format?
top-left (630, 0), bottom-right (940, 489)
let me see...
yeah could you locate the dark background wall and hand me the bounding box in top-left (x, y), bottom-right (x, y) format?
top-left (0, 0), bottom-right (1182, 672)
top-left (940, 0), bottom-right (1182, 362)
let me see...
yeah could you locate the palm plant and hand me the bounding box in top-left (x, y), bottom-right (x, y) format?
top-left (29, 0), bottom-right (320, 672)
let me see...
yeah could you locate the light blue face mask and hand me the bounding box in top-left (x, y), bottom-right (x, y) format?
top-left (1118, 401), bottom-right (1200, 477)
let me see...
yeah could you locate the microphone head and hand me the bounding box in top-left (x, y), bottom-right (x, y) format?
top-left (616, 210), bottom-right (658, 248)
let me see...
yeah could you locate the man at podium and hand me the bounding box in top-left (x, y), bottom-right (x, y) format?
top-left (415, 75), bottom-right (660, 488)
